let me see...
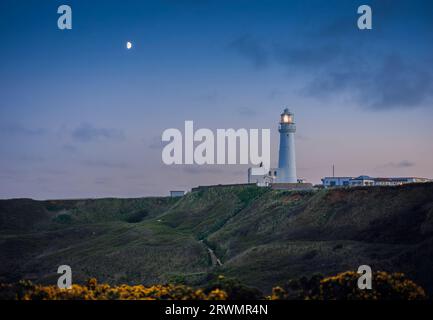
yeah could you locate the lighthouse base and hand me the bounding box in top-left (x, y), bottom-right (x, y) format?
top-left (248, 166), bottom-right (305, 186)
top-left (274, 168), bottom-right (297, 184)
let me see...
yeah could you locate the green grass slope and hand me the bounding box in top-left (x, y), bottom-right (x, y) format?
top-left (1, 183), bottom-right (433, 294)
top-left (206, 184), bottom-right (433, 292)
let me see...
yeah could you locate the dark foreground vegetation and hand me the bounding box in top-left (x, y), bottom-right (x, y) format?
top-left (0, 271), bottom-right (426, 300)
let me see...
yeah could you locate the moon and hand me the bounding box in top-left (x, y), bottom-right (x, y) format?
top-left (126, 41), bottom-right (132, 50)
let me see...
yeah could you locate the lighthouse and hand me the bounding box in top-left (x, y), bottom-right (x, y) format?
top-left (248, 108), bottom-right (302, 187)
top-left (277, 108), bottom-right (297, 183)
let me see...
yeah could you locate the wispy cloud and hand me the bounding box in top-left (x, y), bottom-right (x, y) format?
top-left (197, 91), bottom-right (223, 103)
top-left (61, 144), bottom-right (78, 153)
top-left (237, 107), bottom-right (257, 117)
top-left (229, 3), bottom-right (433, 112)
top-left (16, 154), bottom-right (45, 163)
top-left (379, 160), bottom-right (415, 169)
top-left (304, 55), bottom-right (433, 110)
top-left (94, 177), bottom-right (113, 185)
top-left (366, 56), bottom-right (433, 110)
top-left (274, 44), bottom-right (341, 69)
top-left (148, 136), bottom-right (163, 150)
top-left (0, 123), bottom-right (47, 136)
top-left (229, 34), bottom-right (269, 69)
top-left (72, 123), bottom-right (125, 142)
top-left (82, 159), bottom-right (128, 169)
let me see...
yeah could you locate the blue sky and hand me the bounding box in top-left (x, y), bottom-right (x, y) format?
top-left (1, 0), bottom-right (433, 199)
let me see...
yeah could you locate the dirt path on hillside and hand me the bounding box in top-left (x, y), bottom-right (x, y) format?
top-left (199, 240), bottom-right (222, 267)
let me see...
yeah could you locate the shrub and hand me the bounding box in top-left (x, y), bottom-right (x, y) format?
top-left (0, 271), bottom-right (426, 300)
top-left (0, 279), bottom-right (227, 300)
top-left (204, 275), bottom-right (263, 300)
top-left (124, 210), bottom-right (148, 223)
top-left (269, 271), bottom-right (427, 300)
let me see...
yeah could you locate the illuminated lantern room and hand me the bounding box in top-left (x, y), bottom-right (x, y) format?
top-left (280, 108), bottom-right (294, 124)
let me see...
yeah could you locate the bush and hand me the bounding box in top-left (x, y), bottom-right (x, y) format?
top-left (269, 271), bottom-right (427, 300)
top-left (124, 210), bottom-right (148, 223)
top-left (204, 275), bottom-right (263, 300)
top-left (0, 271), bottom-right (426, 300)
top-left (0, 279), bottom-right (227, 300)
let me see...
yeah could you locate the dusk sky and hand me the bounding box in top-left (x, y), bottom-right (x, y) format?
top-left (1, 0), bottom-right (433, 199)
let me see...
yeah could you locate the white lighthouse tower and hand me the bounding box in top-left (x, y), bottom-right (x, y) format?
top-left (248, 108), bottom-right (301, 186)
top-left (276, 108), bottom-right (297, 183)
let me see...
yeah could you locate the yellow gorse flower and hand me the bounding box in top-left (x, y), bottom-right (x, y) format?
top-left (0, 279), bottom-right (228, 300)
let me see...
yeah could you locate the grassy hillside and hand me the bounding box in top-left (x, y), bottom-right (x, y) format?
top-left (1, 183), bottom-right (433, 294)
